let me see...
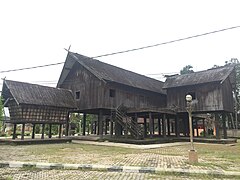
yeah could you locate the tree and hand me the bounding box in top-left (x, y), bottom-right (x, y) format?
top-left (180, 65), bottom-right (194, 75)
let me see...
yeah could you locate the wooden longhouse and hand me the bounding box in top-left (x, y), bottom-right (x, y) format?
top-left (163, 65), bottom-right (236, 139)
top-left (1, 80), bottom-right (76, 140)
top-left (57, 51), bottom-right (176, 139)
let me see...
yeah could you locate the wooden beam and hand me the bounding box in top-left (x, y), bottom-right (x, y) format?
top-left (203, 118), bottom-right (206, 137)
top-left (222, 113), bottom-right (227, 139)
top-left (144, 117), bottom-right (147, 138)
top-left (83, 113), bottom-right (86, 136)
top-left (21, 123), bottom-right (25, 140)
top-left (105, 119), bottom-right (108, 135)
top-left (175, 115), bottom-right (180, 137)
top-left (49, 124), bottom-right (52, 138)
top-left (59, 124), bottom-right (62, 138)
top-left (110, 120), bottom-right (113, 137)
top-left (32, 124), bottom-right (35, 139)
top-left (195, 119), bottom-right (198, 137)
top-left (12, 124), bottom-right (17, 139)
top-left (41, 124), bottom-right (45, 139)
top-left (98, 110), bottom-right (103, 138)
top-left (162, 114), bottom-right (167, 138)
top-left (167, 116), bottom-right (170, 136)
top-left (158, 114), bottom-right (161, 136)
top-left (215, 113), bottom-right (220, 140)
top-left (149, 112), bottom-right (153, 138)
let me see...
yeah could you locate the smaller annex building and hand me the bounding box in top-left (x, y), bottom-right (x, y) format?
top-left (163, 65), bottom-right (236, 139)
top-left (1, 80), bottom-right (76, 139)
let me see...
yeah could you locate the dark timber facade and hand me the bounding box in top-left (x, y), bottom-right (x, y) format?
top-left (57, 52), bottom-right (176, 139)
top-left (1, 80), bottom-right (76, 140)
top-left (163, 65), bottom-right (236, 139)
top-left (1, 51), bottom-right (237, 141)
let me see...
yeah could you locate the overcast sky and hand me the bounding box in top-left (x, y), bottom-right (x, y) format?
top-left (0, 0), bottom-right (240, 89)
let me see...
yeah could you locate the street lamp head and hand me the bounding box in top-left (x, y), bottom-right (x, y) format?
top-left (186, 94), bottom-right (192, 102)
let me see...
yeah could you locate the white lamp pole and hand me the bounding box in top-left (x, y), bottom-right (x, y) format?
top-left (186, 94), bottom-right (194, 150)
top-left (186, 94), bottom-right (198, 163)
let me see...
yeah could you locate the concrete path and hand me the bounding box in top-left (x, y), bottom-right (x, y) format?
top-left (72, 140), bottom-right (190, 149)
top-left (1, 161), bottom-right (240, 177)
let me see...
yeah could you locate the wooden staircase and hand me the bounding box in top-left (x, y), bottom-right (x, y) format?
top-left (112, 105), bottom-right (143, 139)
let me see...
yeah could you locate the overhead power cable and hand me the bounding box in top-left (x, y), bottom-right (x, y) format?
top-left (0, 25), bottom-right (239, 74)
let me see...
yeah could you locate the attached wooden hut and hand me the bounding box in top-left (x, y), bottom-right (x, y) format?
top-left (1, 80), bottom-right (76, 139)
top-left (163, 65), bottom-right (236, 139)
top-left (57, 51), bottom-right (175, 139)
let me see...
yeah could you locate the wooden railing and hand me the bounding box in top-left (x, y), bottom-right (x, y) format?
top-left (111, 104), bottom-right (143, 139)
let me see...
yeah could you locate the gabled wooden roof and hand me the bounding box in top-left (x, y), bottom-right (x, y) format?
top-left (163, 65), bottom-right (235, 89)
top-left (57, 51), bottom-right (166, 94)
top-left (2, 80), bottom-right (76, 109)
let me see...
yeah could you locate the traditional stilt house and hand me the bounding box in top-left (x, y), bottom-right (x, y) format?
top-left (1, 80), bottom-right (76, 140)
top-left (57, 51), bottom-right (176, 139)
top-left (163, 65), bottom-right (236, 139)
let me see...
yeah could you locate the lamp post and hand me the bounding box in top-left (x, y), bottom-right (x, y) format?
top-left (186, 94), bottom-right (198, 163)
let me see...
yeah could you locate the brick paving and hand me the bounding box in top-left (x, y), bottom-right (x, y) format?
top-left (0, 168), bottom-right (227, 180)
top-left (0, 141), bottom-right (239, 179)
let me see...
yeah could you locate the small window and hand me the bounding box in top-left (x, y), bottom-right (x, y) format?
top-left (76, 91), bottom-right (80, 100)
top-left (109, 89), bottom-right (116, 97)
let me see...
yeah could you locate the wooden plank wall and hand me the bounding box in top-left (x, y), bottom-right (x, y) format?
top-left (167, 82), bottom-right (227, 112)
top-left (60, 62), bottom-right (167, 111)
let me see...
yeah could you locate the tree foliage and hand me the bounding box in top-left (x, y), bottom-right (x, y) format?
top-left (180, 65), bottom-right (194, 75)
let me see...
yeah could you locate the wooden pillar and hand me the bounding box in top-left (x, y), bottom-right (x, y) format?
top-left (98, 110), bottom-right (103, 137)
top-left (21, 123), bottom-right (25, 140)
top-left (196, 119), bottom-right (199, 137)
top-left (152, 118), bottom-right (155, 135)
top-left (162, 114), bottom-right (167, 138)
top-left (222, 113), bottom-right (227, 139)
top-left (135, 113), bottom-right (139, 139)
top-left (203, 118), bottom-right (206, 137)
top-left (183, 115), bottom-right (188, 136)
top-left (167, 116), bottom-right (170, 136)
top-left (41, 124), bottom-right (45, 139)
top-left (105, 119), bottom-right (108, 135)
top-left (175, 115), bottom-right (180, 137)
top-left (90, 121), bottom-right (94, 134)
top-left (94, 121), bottom-right (97, 134)
top-left (144, 117), bottom-right (147, 138)
top-left (49, 124), bottom-right (52, 138)
top-left (12, 124), bottom-right (17, 139)
top-left (59, 124), bottom-right (62, 138)
top-left (66, 113), bottom-right (70, 136)
top-left (215, 113), bottom-right (220, 140)
top-left (149, 112), bottom-right (153, 138)
top-left (32, 124), bottom-right (35, 139)
top-left (158, 114), bottom-right (161, 136)
top-left (171, 122), bottom-right (174, 133)
top-left (110, 120), bottom-right (113, 137)
top-left (83, 113), bottom-right (86, 136)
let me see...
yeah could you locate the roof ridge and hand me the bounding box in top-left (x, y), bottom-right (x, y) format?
top-left (72, 52), bottom-right (164, 84)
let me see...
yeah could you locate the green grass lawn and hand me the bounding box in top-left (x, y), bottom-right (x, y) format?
top-left (0, 141), bottom-right (239, 172)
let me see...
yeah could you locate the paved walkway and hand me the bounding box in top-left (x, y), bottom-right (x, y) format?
top-left (72, 140), bottom-right (190, 149)
top-left (0, 140), bottom-right (239, 179)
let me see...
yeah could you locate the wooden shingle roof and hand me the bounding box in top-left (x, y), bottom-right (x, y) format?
top-left (163, 65), bottom-right (235, 89)
top-left (2, 80), bottom-right (76, 109)
top-left (58, 51), bottom-right (166, 94)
